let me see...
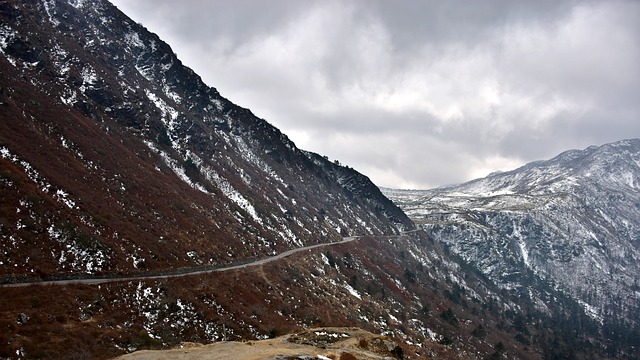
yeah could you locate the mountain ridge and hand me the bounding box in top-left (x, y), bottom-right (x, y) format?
top-left (1, 0), bottom-right (412, 279)
top-left (436, 138), bottom-right (640, 195)
top-left (2, 1), bottom-right (516, 359)
top-left (384, 138), bottom-right (640, 355)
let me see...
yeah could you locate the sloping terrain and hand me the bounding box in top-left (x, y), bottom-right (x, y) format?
top-left (1, 231), bottom-right (543, 359)
top-left (5, 1), bottom-right (637, 359)
top-left (384, 139), bottom-right (640, 358)
top-left (0, 0), bottom-right (411, 280)
top-left (0, 1), bottom-right (543, 359)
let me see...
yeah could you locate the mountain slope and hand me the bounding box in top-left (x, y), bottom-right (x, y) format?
top-left (0, 2), bottom-right (561, 359)
top-left (384, 139), bottom-right (640, 356)
top-left (6, 1), bottom-right (637, 359)
top-left (0, 0), bottom-right (412, 279)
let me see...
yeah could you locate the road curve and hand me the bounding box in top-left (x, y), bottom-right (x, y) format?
top-left (0, 236), bottom-right (363, 288)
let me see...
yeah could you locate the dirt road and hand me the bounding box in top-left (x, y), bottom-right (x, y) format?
top-left (115, 327), bottom-right (402, 360)
top-left (1, 230), bottom-right (422, 288)
top-left (0, 236), bottom-right (361, 288)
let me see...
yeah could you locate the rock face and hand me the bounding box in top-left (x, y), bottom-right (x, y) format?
top-left (385, 139), bottom-right (640, 349)
top-left (0, 0), bottom-right (411, 277)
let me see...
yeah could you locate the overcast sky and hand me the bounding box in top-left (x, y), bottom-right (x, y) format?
top-left (110, 0), bottom-right (639, 189)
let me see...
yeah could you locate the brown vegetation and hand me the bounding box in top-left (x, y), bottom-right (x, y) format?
top-left (0, 233), bottom-right (541, 359)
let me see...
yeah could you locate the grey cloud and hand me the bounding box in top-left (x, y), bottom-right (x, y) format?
top-left (111, 0), bottom-right (640, 189)
top-left (366, 0), bottom-right (578, 48)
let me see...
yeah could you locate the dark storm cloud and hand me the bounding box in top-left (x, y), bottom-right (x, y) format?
top-left (111, 0), bottom-right (640, 189)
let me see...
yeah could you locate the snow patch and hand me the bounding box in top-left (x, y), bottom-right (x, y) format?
top-left (124, 31), bottom-right (144, 49)
top-left (143, 141), bottom-right (209, 194)
top-left (0, 24), bottom-right (17, 65)
top-left (203, 172), bottom-right (261, 226)
top-left (343, 283), bottom-right (362, 299)
top-left (144, 89), bottom-right (179, 135)
top-left (54, 189), bottom-right (76, 209)
top-left (67, 0), bottom-right (87, 9)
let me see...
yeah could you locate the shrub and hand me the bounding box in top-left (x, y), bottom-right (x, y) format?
top-left (340, 353), bottom-right (358, 360)
top-left (440, 308), bottom-right (458, 326)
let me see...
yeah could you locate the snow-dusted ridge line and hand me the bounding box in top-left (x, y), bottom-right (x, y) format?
top-left (384, 138), bottom-right (640, 324)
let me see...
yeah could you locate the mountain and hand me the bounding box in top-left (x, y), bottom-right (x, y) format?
top-left (384, 139), bottom-right (640, 357)
top-left (0, 1), bottom-right (544, 359)
top-left (4, 1), bottom-right (638, 359)
top-left (0, 0), bottom-right (412, 279)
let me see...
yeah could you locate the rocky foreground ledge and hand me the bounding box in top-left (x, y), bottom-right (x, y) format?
top-left (115, 327), bottom-right (408, 360)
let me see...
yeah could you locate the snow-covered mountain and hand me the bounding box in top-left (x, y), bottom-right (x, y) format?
top-left (3, 1), bottom-right (638, 358)
top-left (384, 139), bottom-right (640, 342)
top-left (0, 0), bottom-right (413, 277)
top-left (1, 1), bottom-right (526, 359)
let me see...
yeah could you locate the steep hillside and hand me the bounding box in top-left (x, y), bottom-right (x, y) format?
top-left (0, 0), bottom-right (412, 280)
top-left (384, 139), bottom-right (640, 357)
top-left (6, 1), bottom-right (637, 359)
top-left (0, 1), bottom-right (540, 359)
top-left (2, 229), bottom-right (547, 360)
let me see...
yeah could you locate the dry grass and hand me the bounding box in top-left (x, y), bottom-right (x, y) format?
top-left (115, 327), bottom-right (401, 360)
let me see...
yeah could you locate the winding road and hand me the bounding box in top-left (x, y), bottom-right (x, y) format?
top-left (0, 236), bottom-right (364, 288)
top-left (1, 230), bottom-right (423, 288)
